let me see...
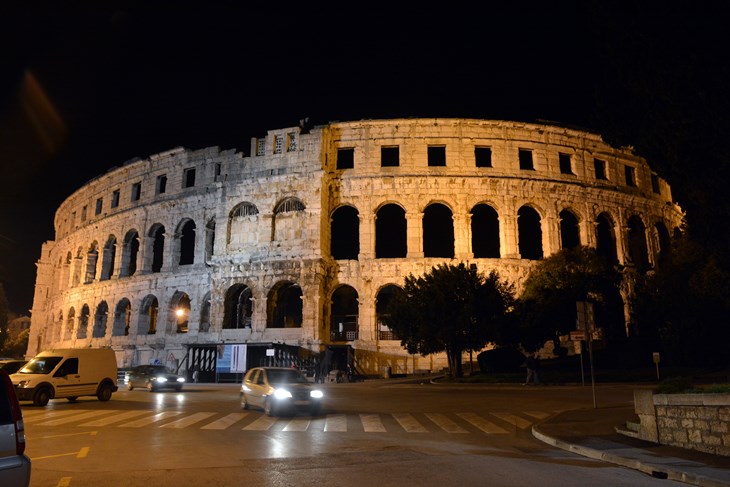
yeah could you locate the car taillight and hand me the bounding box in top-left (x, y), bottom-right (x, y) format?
top-left (1, 373), bottom-right (26, 455)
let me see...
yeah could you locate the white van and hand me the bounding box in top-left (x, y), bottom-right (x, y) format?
top-left (11, 348), bottom-right (118, 406)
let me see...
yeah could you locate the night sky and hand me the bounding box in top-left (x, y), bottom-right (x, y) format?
top-left (0, 2), bottom-right (725, 314)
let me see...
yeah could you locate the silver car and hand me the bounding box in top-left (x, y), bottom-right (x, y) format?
top-left (240, 367), bottom-right (324, 416)
top-left (125, 365), bottom-right (185, 392)
top-left (0, 369), bottom-right (31, 487)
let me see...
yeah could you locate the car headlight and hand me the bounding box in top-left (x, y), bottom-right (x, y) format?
top-left (16, 380), bottom-right (31, 388)
top-left (310, 390), bottom-right (324, 399)
top-left (177, 377), bottom-right (185, 383)
top-left (273, 388), bottom-right (292, 400)
top-left (155, 377), bottom-right (168, 383)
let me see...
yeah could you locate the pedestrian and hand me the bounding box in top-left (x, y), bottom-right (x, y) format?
top-left (192, 365), bottom-right (200, 383)
top-left (523, 352), bottom-right (540, 385)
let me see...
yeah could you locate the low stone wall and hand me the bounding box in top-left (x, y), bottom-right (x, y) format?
top-left (633, 389), bottom-right (730, 456)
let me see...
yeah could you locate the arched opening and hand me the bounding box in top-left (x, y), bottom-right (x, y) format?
top-left (100, 235), bottom-right (117, 280)
top-left (375, 204), bottom-right (407, 258)
top-left (272, 197), bottom-right (305, 242)
top-left (471, 204), bottom-right (500, 258)
top-left (267, 282), bottom-right (303, 328)
top-left (376, 284), bottom-right (404, 340)
top-left (121, 230), bottom-right (139, 277)
top-left (628, 215), bottom-right (650, 273)
top-left (92, 301), bottom-right (109, 338)
top-left (77, 304), bottom-right (90, 339)
top-left (227, 202), bottom-right (258, 247)
top-left (199, 292), bottom-right (211, 332)
top-left (178, 219), bottom-right (196, 265)
top-left (85, 242), bottom-right (99, 283)
top-left (596, 212), bottom-right (618, 265)
top-left (149, 224), bottom-right (165, 273)
top-left (330, 285), bottom-right (359, 341)
top-left (138, 295), bottom-right (159, 335)
top-left (518, 206), bottom-right (543, 260)
top-left (559, 209), bottom-right (580, 250)
top-left (331, 205), bottom-right (359, 260)
top-left (65, 307), bottom-right (75, 341)
top-left (170, 291), bottom-right (191, 333)
top-left (112, 298), bottom-right (131, 336)
top-left (423, 203), bottom-right (454, 258)
top-left (223, 284), bottom-right (253, 329)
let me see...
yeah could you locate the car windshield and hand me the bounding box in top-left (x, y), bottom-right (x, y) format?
top-left (267, 369), bottom-right (307, 384)
top-left (148, 365), bottom-right (171, 375)
top-left (18, 356), bottom-right (63, 374)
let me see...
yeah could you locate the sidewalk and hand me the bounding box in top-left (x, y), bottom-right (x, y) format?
top-left (532, 405), bottom-right (730, 487)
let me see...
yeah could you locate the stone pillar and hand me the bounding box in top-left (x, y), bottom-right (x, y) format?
top-left (407, 211), bottom-right (424, 258)
top-left (544, 213), bottom-right (559, 256)
top-left (360, 214), bottom-right (375, 259)
top-left (501, 212), bottom-right (519, 259)
top-left (454, 212), bottom-right (472, 260)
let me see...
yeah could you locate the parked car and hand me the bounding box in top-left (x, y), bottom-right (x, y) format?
top-left (125, 365), bottom-right (185, 392)
top-left (240, 366), bottom-right (324, 416)
top-left (11, 348), bottom-right (118, 406)
top-left (0, 369), bottom-right (31, 487)
top-left (0, 360), bottom-right (27, 375)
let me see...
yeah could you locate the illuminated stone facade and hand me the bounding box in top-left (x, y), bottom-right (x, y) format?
top-left (27, 118), bottom-right (684, 378)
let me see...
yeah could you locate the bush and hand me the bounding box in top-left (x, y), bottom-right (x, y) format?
top-left (477, 347), bottom-right (525, 373)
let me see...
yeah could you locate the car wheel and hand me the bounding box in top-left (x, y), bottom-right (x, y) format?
top-left (240, 393), bottom-right (249, 410)
top-left (66, 396), bottom-right (78, 402)
top-left (147, 381), bottom-right (155, 392)
top-left (264, 398), bottom-right (275, 417)
top-left (127, 382), bottom-right (134, 391)
top-left (33, 387), bottom-right (51, 406)
top-left (97, 383), bottom-right (113, 401)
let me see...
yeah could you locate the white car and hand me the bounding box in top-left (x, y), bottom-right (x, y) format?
top-left (240, 367), bottom-right (323, 416)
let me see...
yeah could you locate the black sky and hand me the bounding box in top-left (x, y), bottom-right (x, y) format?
top-left (1, 1), bottom-right (717, 314)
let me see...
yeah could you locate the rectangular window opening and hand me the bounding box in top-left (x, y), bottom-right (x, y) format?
top-left (381, 146), bottom-right (400, 167)
top-left (81, 205), bottom-right (87, 222)
top-left (95, 198), bottom-right (103, 215)
top-left (131, 182), bottom-right (141, 201)
top-left (475, 146), bottom-right (492, 168)
top-left (651, 174), bottom-right (661, 194)
top-left (559, 153), bottom-right (573, 174)
top-left (519, 148), bottom-right (534, 170)
top-left (625, 165), bottom-right (636, 187)
top-left (111, 190), bottom-right (120, 209)
top-left (337, 148), bottom-right (355, 169)
top-left (594, 158), bottom-right (607, 180)
top-left (427, 146), bottom-right (446, 167)
top-left (156, 174), bottom-right (167, 195)
top-left (183, 168), bottom-right (196, 188)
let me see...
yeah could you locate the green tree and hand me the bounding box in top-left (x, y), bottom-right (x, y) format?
top-left (633, 233), bottom-right (730, 367)
top-left (382, 263), bottom-right (515, 378)
top-left (1, 329), bottom-right (29, 359)
top-left (515, 247), bottom-right (623, 353)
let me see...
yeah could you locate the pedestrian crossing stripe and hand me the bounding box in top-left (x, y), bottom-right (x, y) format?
top-left (23, 409), bottom-right (554, 434)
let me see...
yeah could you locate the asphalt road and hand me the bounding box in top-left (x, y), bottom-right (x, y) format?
top-left (21, 380), bottom-right (684, 487)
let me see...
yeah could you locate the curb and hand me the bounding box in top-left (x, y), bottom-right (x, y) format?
top-left (532, 423), bottom-right (730, 487)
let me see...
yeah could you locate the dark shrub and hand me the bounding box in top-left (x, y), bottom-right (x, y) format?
top-left (477, 347), bottom-right (526, 373)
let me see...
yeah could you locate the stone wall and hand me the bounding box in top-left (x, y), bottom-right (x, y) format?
top-left (633, 389), bottom-right (730, 456)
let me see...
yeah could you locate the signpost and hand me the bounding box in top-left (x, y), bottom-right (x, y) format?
top-left (576, 301), bottom-right (597, 409)
top-left (653, 352), bottom-right (661, 380)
